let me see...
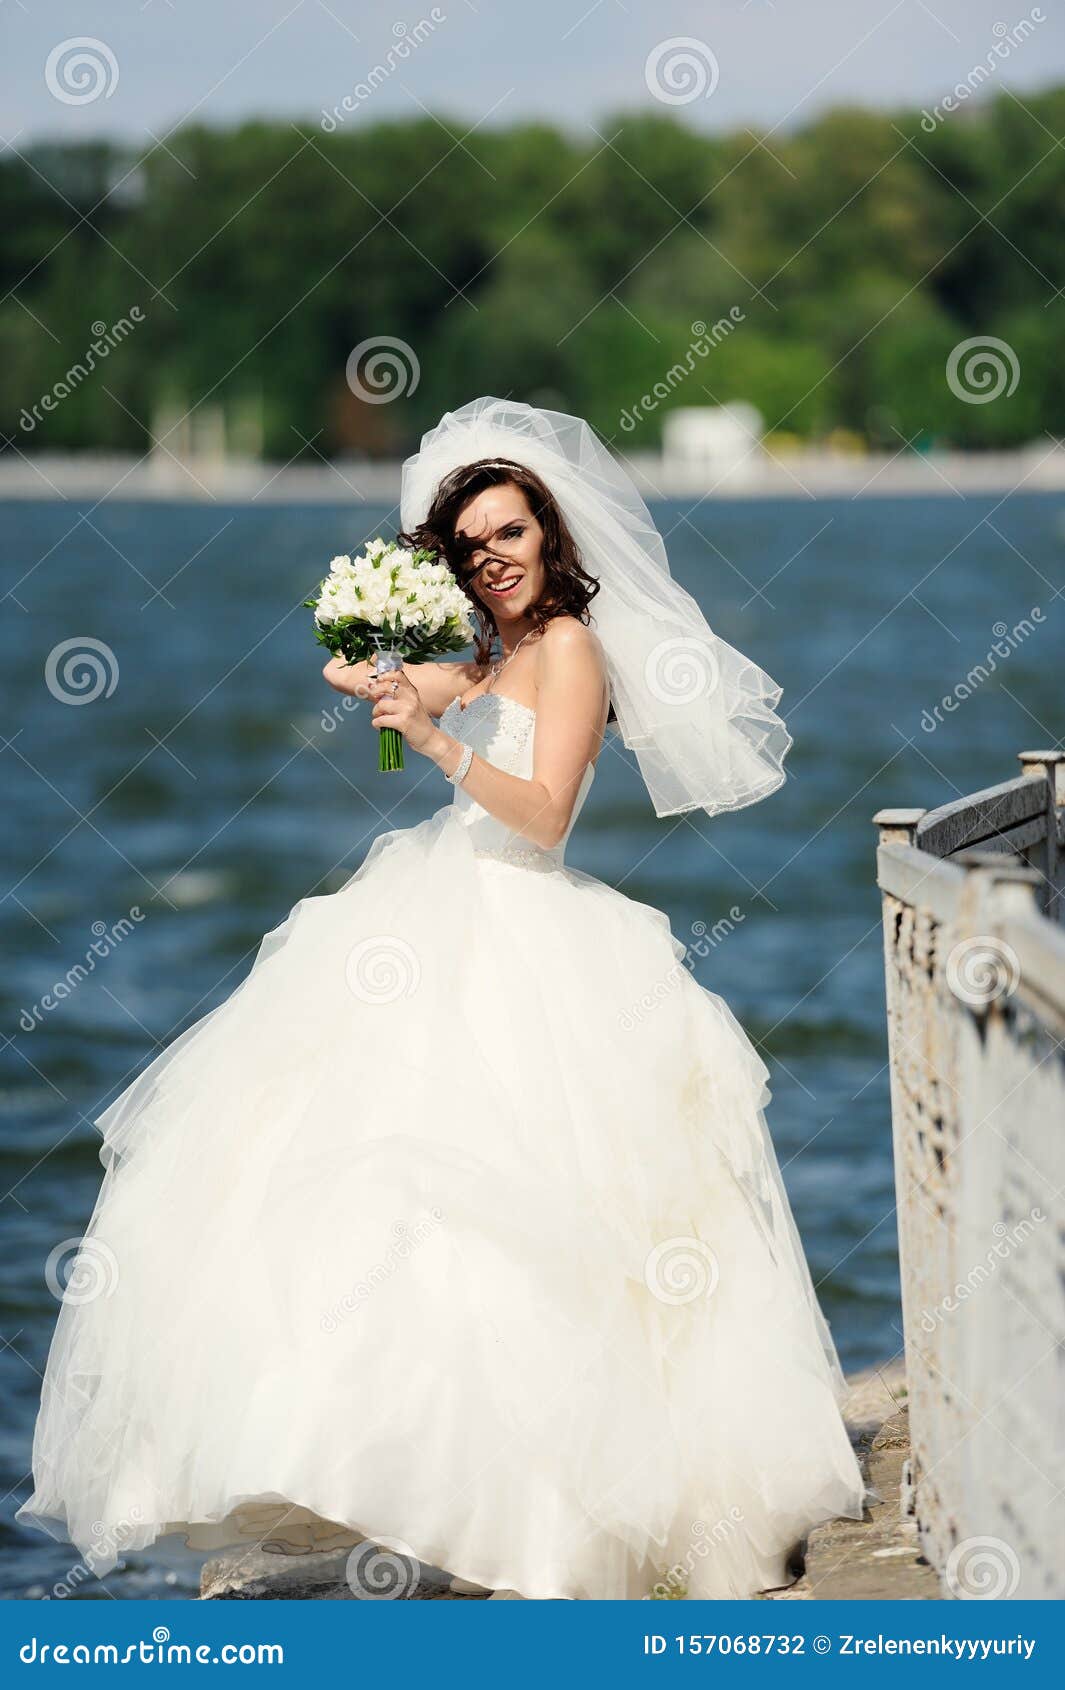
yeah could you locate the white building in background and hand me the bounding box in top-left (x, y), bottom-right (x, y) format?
top-left (660, 403), bottom-right (765, 493)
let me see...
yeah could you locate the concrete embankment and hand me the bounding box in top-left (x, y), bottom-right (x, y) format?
top-left (5, 444), bottom-right (1065, 505)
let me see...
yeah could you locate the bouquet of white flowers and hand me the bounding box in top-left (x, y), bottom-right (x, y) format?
top-left (307, 537), bottom-right (475, 772)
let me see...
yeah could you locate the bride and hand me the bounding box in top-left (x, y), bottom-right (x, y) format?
top-left (19, 399), bottom-right (864, 1600)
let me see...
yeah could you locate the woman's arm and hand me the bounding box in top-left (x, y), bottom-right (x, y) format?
top-left (322, 655), bottom-right (478, 720)
top-left (368, 619), bottom-right (608, 849)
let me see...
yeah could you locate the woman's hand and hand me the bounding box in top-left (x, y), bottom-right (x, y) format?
top-left (322, 655), bottom-right (372, 698)
top-left (366, 667), bottom-right (443, 758)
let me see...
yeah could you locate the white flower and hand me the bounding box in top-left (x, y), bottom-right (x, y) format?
top-left (314, 536), bottom-right (475, 643)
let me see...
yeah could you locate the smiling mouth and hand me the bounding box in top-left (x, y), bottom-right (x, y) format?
top-left (483, 572), bottom-right (523, 598)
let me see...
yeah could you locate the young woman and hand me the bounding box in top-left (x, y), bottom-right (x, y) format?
top-left (20, 399), bottom-right (863, 1600)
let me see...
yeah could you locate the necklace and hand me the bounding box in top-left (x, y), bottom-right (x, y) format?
top-left (457, 628), bottom-right (537, 714)
top-left (489, 628), bottom-right (535, 685)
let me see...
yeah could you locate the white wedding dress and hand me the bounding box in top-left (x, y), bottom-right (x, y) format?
top-left (20, 692), bottom-right (864, 1598)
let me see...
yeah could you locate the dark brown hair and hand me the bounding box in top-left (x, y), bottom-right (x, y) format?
top-left (400, 458), bottom-right (600, 667)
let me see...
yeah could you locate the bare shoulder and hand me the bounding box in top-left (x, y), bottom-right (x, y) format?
top-left (537, 619), bottom-right (607, 698)
top-left (537, 615), bottom-right (605, 670)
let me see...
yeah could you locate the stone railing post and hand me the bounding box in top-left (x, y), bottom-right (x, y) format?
top-left (873, 808), bottom-right (927, 849)
top-left (1017, 750), bottom-right (1065, 921)
top-left (871, 808), bottom-right (929, 1524)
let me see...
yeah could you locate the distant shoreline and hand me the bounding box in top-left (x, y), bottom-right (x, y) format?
top-left (3, 443), bottom-right (1064, 504)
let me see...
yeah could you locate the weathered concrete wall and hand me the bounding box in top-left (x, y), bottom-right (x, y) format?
top-left (874, 753), bottom-right (1065, 1601)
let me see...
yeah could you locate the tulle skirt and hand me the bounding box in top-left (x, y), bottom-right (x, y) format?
top-left (19, 805), bottom-right (864, 1598)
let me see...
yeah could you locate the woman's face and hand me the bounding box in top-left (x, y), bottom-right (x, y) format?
top-left (453, 483), bottom-right (546, 627)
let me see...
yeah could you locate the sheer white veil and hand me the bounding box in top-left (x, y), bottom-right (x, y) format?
top-left (401, 397), bottom-right (791, 820)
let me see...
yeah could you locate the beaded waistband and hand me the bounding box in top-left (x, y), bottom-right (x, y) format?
top-left (473, 844), bottom-right (561, 873)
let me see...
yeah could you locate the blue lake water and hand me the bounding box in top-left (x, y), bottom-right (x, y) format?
top-left (2, 490), bottom-right (1063, 1597)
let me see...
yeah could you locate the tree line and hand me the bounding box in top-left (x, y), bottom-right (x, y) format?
top-left (2, 87), bottom-right (1063, 459)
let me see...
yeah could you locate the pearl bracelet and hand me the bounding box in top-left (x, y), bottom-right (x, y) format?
top-left (446, 744), bottom-right (474, 786)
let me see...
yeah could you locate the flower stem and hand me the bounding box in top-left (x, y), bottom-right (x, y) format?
top-left (379, 726), bottom-right (405, 773)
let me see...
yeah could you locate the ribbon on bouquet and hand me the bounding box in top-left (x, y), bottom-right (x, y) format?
top-left (373, 648), bottom-right (406, 772)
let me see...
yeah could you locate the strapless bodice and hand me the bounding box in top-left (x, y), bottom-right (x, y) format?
top-left (438, 692), bottom-right (594, 871)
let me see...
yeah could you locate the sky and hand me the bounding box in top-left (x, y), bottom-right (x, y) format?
top-left (2, 0), bottom-right (1064, 149)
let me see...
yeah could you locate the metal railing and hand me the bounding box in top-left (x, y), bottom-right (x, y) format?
top-left (873, 751), bottom-right (1065, 1600)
